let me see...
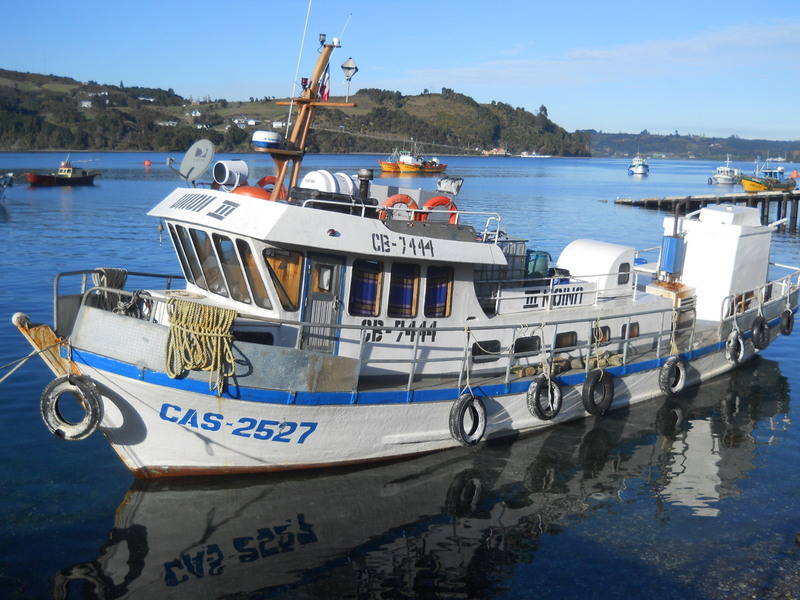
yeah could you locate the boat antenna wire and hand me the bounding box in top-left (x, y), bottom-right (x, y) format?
top-left (338, 13), bottom-right (352, 42)
top-left (285, 0), bottom-right (314, 136)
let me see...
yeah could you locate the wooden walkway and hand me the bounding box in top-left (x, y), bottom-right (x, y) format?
top-left (614, 190), bottom-right (800, 232)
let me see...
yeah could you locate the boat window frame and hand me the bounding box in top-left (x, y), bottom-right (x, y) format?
top-left (263, 248), bottom-right (304, 311)
top-left (472, 339), bottom-right (501, 363)
top-left (190, 228), bottom-right (228, 297)
top-left (348, 259), bottom-right (384, 317)
top-left (387, 262), bottom-right (420, 318)
top-left (213, 233), bottom-right (251, 304)
top-left (513, 336), bottom-right (541, 357)
top-left (618, 262), bottom-right (631, 285)
top-left (236, 239), bottom-right (272, 309)
top-left (167, 223), bottom-right (196, 285)
top-left (424, 265), bottom-right (453, 318)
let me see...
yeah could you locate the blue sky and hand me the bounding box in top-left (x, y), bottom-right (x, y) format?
top-left (5, 0), bottom-right (800, 140)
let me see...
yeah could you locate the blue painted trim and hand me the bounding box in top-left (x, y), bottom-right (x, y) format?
top-left (63, 326), bottom-right (748, 407)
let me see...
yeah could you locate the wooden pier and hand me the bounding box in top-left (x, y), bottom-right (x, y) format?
top-left (614, 190), bottom-right (800, 232)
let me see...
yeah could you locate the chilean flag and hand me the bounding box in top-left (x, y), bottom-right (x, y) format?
top-left (319, 64), bottom-right (330, 102)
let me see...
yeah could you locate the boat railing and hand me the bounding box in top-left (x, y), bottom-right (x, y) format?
top-left (68, 280), bottom-right (681, 396)
top-left (53, 270), bottom-right (183, 335)
top-left (718, 265), bottom-right (800, 331)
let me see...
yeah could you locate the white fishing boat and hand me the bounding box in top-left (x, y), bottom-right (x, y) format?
top-left (627, 153), bottom-right (649, 175)
top-left (709, 155), bottom-right (742, 185)
top-left (13, 31), bottom-right (800, 479)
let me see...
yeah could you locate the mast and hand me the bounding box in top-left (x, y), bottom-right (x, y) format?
top-left (268, 36), bottom-right (355, 199)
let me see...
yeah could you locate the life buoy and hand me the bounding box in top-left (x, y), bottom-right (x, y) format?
top-left (659, 356), bottom-right (687, 397)
top-left (582, 369), bottom-right (614, 416)
top-left (449, 393), bottom-right (487, 446)
top-left (418, 196), bottom-right (458, 224)
top-left (780, 309), bottom-right (794, 335)
top-left (526, 375), bottom-right (562, 420)
top-left (751, 315), bottom-right (770, 350)
top-left (725, 329), bottom-right (745, 365)
top-left (255, 175), bottom-right (287, 200)
top-left (378, 194), bottom-right (420, 220)
top-left (40, 375), bottom-right (104, 441)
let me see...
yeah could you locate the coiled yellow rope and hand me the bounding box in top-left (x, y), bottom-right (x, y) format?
top-left (164, 298), bottom-right (237, 395)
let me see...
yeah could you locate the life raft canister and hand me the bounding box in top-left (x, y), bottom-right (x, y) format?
top-left (40, 375), bottom-right (104, 441)
top-left (418, 196), bottom-right (458, 225)
top-left (582, 369), bottom-right (614, 416)
top-left (378, 194), bottom-right (420, 220)
top-left (449, 393), bottom-right (487, 446)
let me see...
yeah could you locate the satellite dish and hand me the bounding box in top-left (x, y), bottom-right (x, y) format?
top-left (167, 139), bottom-right (215, 186)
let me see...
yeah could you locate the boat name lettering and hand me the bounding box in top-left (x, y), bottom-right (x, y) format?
top-left (524, 285), bottom-right (585, 308)
top-left (159, 403), bottom-right (318, 443)
top-left (163, 514), bottom-right (318, 586)
top-left (170, 193), bottom-right (216, 212)
top-left (207, 199), bottom-right (240, 220)
top-left (371, 233), bottom-right (435, 257)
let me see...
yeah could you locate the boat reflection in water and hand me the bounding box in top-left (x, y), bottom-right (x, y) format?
top-left (52, 359), bottom-right (789, 599)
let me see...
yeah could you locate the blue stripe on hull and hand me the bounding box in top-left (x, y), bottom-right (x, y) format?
top-left (65, 332), bottom-right (739, 407)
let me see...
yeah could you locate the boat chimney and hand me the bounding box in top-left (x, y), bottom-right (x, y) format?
top-left (358, 168), bottom-right (373, 200)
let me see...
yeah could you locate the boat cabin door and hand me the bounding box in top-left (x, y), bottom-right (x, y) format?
top-left (302, 254), bottom-right (344, 353)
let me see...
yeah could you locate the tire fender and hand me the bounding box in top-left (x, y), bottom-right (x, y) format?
top-left (751, 316), bottom-right (770, 350)
top-left (449, 394), bottom-right (487, 446)
top-left (659, 356), bottom-right (687, 397)
top-left (725, 330), bottom-right (745, 365)
top-left (582, 369), bottom-right (614, 416)
top-left (780, 309), bottom-right (794, 336)
top-left (526, 375), bottom-right (562, 420)
top-left (40, 375), bottom-right (103, 441)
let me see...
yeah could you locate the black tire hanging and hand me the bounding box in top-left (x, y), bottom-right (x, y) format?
top-left (449, 394), bottom-right (487, 446)
top-left (780, 309), bottom-right (794, 336)
top-left (526, 375), bottom-right (562, 420)
top-left (582, 369), bottom-right (614, 416)
top-left (40, 375), bottom-right (104, 441)
top-left (725, 330), bottom-right (745, 365)
top-left (751, 316), bottom-right (770, 350)
top-left (659, 356), bottom-right (688, 397)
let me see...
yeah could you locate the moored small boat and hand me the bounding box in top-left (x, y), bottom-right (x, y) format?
top-left (12, 26), bottom-right (800, 480)
top-left (24, 157), bottom-right (99, 186)
top-left (627, 153), bottom-right (649, 175)
top-left (709, 155), bottom-right (742, 185)
top-left (740, 164), bottom-right (797, 193)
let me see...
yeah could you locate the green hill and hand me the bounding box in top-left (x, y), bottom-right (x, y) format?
top-left (0, 68), bottom-right (797, 160)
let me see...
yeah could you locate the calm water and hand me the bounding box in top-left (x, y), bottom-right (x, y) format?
top-left (1, 153), bottom-right (800, 599)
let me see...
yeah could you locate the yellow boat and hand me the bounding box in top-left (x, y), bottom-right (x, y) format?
top-left (740, 165), bottom-right (797, 193)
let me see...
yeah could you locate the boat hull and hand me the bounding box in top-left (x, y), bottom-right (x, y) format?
top-left (397, 163), bottom-right (447, 174)
top-left (740, 175), bottom-right (796, 193)
top-left (69, 313), bottom-right (782, 478)
top-left (25, 172), bottom-right (98, 186)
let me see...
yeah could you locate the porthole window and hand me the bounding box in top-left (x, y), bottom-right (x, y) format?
top-left (472, 340), bottom-right (501, 363)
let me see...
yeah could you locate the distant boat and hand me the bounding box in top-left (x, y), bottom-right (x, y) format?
top-left (627, 153), bottom-right (649, 176)
top-left (24, 157), bottom-right (99, 186)
top-left (379, 146), bottom-right (447, 174)
top-left (740, 164), bottom-right (797, 193)
top-left (520, 151), bottom-right (552, 158)
top-left (709, 155), bottom-right (742, 185)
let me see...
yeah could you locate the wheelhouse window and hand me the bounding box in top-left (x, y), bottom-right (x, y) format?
top-left (213, 234), bottom-right (250, 303)
top-left (424, 266), bottom-right (453, 318)
top-left (191, 229), bottom-right (227, 296)
top-left (168, 224), bottom-right (195, 284)
top-left (263, 249), bottom-right (304, 311)
top-left (236, 239), bottom-right (272, 309)
top-left (388, 263), bottom-right (420, 318)
top-left (172, 224), bottom-right (204, 285)
top-left (348, 259), bottom-right (383, 316)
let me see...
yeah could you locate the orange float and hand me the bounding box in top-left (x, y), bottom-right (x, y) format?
top-left (256, 175), bottom-right (287, 200)
top-left (419, 196), bottom-right (458, 224)
top-left (378, 194), bottom-right (420, 220)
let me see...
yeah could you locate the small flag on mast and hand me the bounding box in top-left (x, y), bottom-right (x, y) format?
top-left (319, 64), bottom-right (330, 102)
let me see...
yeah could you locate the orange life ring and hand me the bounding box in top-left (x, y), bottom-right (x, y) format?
top-left (232, 185), bottom-right (272, 200)
top-left (378, 194), bottom-right (420, 220)
top-left (419, 196), bottom-right (458, 224)
top-left (255, 175), bottom-right (287, 200)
